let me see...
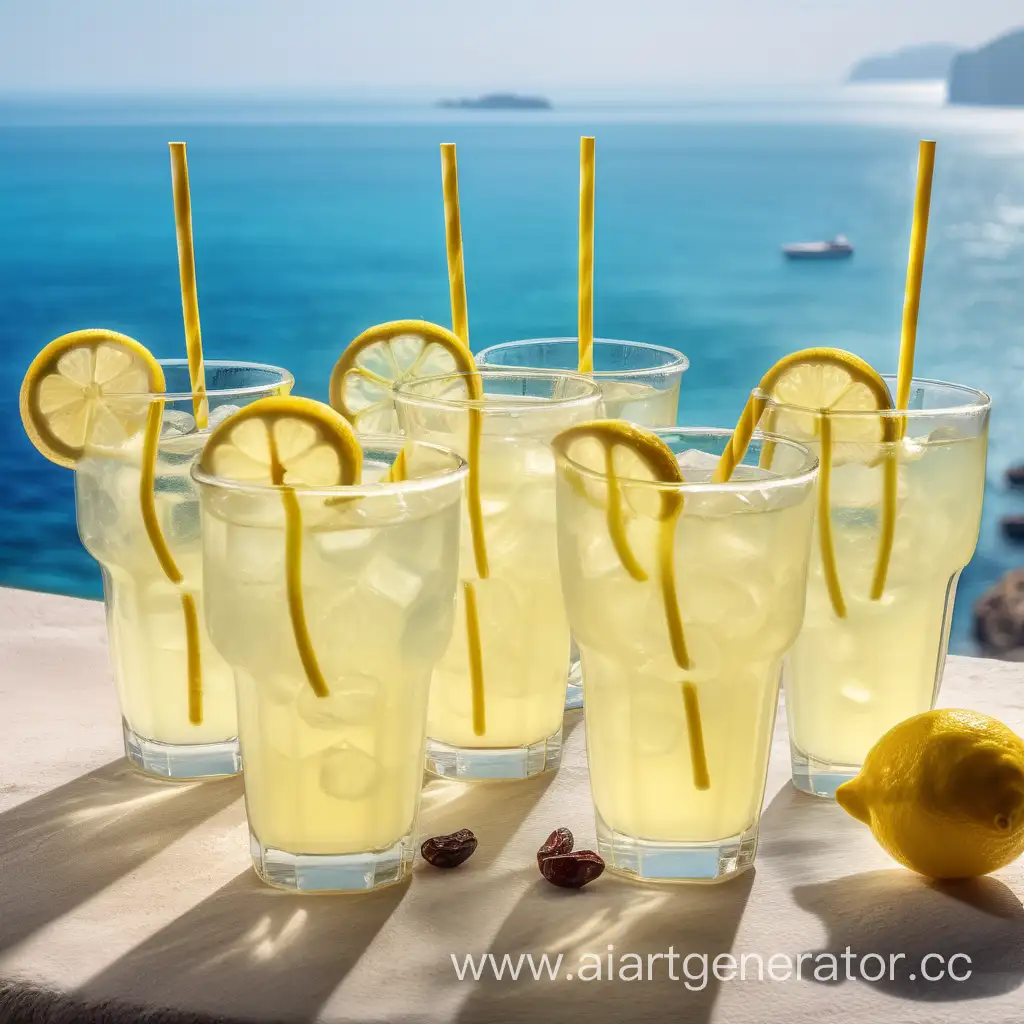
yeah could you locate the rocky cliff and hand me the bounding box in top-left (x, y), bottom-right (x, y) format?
top-left (948, 28), bottom-right (1024, 106)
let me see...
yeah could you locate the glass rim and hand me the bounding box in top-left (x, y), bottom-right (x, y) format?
top-left (755, 375), bottom-right (991, 420)
top-left (192, 435), bottom-right (469, 499)
top-left (476, 337), bottom-right (690, 380)
top-left (139, 359), bottom-right (295, 403)
top-left (555, 426), bottom-right (819, 495)
top-left (394, 368), bottom-right (604, 413)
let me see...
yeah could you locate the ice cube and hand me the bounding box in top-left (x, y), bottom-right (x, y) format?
top-left (296, 673), bottom-right (381, 728)
top-left (630, 685), bottom-right (686, 757)
top-left (481, 495), bottom-right (512, 518)
top-left (227, 526), bottom-right (285, 584)
top-left (262, 672), bottom-right (305, 706)
top-left (675, 448), bottom-right (722, 475)
top-left (319, 743), bottom-right (379, 800)
top-left (208, 404), bottom-right (243, 429)
top-left (161, 410), bottom-right (196, 438)
top-left (581, 530), bottom-right (629, 578)
top-left (519, 443), bottom-right (555, 478)
top-left (312, 527), bottom-right (376, 576)
top-left (170, 500), bottom-right (201, 543)
top-left (363, 552), bottom-right (423, 608)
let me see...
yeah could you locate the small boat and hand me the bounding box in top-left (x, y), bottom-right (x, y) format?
top-left (782, 235), bottom-right (854, 260)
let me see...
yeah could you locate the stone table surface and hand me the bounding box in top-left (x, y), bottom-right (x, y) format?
top-left (1, 585), bottom-right (1024, 1024)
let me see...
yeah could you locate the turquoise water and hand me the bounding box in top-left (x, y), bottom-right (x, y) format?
top-left (1, 90), bottom-right (1023, 653)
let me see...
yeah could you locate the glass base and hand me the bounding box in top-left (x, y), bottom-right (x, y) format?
top-left (790, 743), bottom-right (859, 799)
top-left (250, 831), bottom-right (414, 892)
top-left (565, 656), bottom-right (584, 711)
top-left (596, 813), bottom-right (758, 883)
top-left (424, 726), bottom-right (563, 780)
top-left (123, 721), bottom-right (241, 780)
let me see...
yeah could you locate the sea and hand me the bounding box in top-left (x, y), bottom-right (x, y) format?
top-left (1, 84), bottom-right (1022, 654)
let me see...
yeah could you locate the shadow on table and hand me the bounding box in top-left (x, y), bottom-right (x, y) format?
top-left (793, 869), bottom-right (1024, 1001)
top-left (453, 868), bottom-right (755, 1024)
top-left (80, 868), bottom-right (407, 1023)
top-left (75, 725), bottom-right (569, 1024)
top-left (416, 711), bottom-right (579, 870)
top-left (0, 759), bottom-right (241, 955)
top-left (756, 782), bottom-right (854, 864)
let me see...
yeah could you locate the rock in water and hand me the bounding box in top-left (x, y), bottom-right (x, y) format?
top-left (974, 570), bottom-right (1024, 658)
top-left (1002, 517), bottom-right (1024, 543)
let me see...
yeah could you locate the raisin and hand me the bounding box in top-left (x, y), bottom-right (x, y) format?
top-left (539, 850), bottom-right (605, 889)
top-left (537, 827), bottom-right (574, 868)
top-left (421, 829), bottom-right (478, 869)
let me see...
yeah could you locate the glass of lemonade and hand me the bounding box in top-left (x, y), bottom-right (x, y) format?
top-left (395, 369), bottom-right (603, 780)
top-left (477, 337), bottom-right (688, 709)
top-left (762, 377), bottom-right (991, 798)
top-left (194, 437), bottom-right (467, 891)
top-left (75, 360), bottom-right (292, 779)
top-left (476, 338), bottom-right (687, 425)
top-left (554, 427), bottom-right (817, 881)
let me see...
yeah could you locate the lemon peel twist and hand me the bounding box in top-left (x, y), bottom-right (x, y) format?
top-left (712, 348), bottom-right (898, 617)
top-left (201, 395), bottom-right (364, 699)
top-left (20, 329), bottom-right (207, 722)
top-left (554, 420), bottom-right (709, 790)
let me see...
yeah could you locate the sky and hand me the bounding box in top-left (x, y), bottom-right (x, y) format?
top-left (0, 0), bottom-right (1022, 94)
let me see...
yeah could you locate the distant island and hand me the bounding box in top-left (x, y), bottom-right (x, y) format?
top-left (437, 93), bottom-right (552, 111)
top-left (949, 28), bottom-right (1024, 106)
top-left (847, 43), bottom-right (961, 82)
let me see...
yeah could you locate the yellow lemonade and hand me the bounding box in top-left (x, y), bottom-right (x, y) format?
top-left (77, 429), bottom-right (236, 751)
top-left (786, 429), bottom-right (988, 777)
top-left (18, 327), bottom-right (292, 779)
top-left (555, 425), bottom-right (817, 880)
top-left (598, 379), bottom-right (680, 426)
top-left (396, 372), bottom-right (603, 779)
top-left (197, 413), bottom-right (466, 890)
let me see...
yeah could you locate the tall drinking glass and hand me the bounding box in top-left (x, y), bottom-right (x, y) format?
top-left (477, 337), bottom-right (688, 708)
top-left (195, 438), bottom-right (467, 891)
top-left (761, 377), bottom-right (990, 798)
top-left (476, 338), bottom-right (688, 425)
top-left (75, 361), bottom-right (292, 779)
top-left (555, 428), bottom-right (818, 881)
top-left (395, 369), bottom-right (603, 779)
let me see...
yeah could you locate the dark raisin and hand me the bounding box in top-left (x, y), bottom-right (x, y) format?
top-left (421, 829), bottom-right (478, 869)
top-left (537, 827), bottom-right (574, 868)
top-left (539, 850), bottom-right (605, 889)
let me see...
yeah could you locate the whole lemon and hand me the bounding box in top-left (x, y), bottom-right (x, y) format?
top-left (836, 708), bottom-right (1024, 880)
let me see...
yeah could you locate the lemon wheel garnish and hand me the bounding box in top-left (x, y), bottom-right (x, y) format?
top-left (713, 348), bottom-right (898, 618)
top-left (330, 319), bottom-right (474, 432)
top-left (554, 420), bottom-right (710, 791)
top-left (333, 320), bottom-right (492, 734)
top-left (19, 329), bottom-right (210, 723)
top-left (20, 329), bottom-right (166, 469)
top-left (201, 396), bottom-right (363, 699)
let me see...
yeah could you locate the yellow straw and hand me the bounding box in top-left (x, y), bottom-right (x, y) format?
top-left (168, 142), bottom-right (209, 428)
top-left (439, 143), bottom-right (489, 731)
top-left (577, 137), bottom-right (596, 374)
top-left (895, 140), bottom-right (937, 411)
top-left (440, 144), bottom-right (469, 346)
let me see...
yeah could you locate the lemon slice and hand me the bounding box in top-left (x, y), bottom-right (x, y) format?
top-left (554, 420), bottom-right (709, 790)
top-left (713, 347), bottom-right (897, 618)
top-left (759, 348), bottom-right (893, 447)
top-left (20, 329), bottom-right (166, 468)
top-left (20, 330), bottom-right (214, 723)
top-left (202, 396), bottom-right (363, 698)
top-left (555, 420), bottom-right (682, 579)
top-left (330, 320), bottom-right (477, 433)
top-left (201, 395), bottom-right (362, 488)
